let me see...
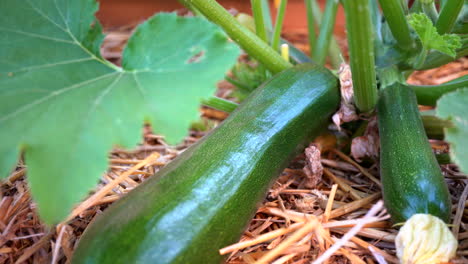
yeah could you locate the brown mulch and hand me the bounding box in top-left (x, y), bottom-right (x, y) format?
top-left (1, 23), bottom-right (467, 264)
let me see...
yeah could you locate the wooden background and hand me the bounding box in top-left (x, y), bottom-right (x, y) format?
top-left (96, 0), bottom-right (346, 36)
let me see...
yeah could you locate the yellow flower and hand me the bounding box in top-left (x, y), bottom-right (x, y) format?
top-left (396, 214), bottom-right (457, 264)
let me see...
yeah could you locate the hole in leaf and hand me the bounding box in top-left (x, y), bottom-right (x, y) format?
top-left (187, 50), bottom-right (205, 64)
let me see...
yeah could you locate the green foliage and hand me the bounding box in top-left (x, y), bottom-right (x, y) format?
top-left (191, 119), bottom-right (217, 132)
top-left (437, 88), bottom-right (468, 175)
top-left (0, 0), bottom-right (239, 224)
top-left (226, 61), bottom-right (268, 101)
top-left (418, 0), bottom-right (433, 4)
top-left (408, 13), bottom-right (462, 57)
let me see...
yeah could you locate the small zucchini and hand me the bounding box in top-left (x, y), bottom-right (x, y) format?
top-left (377, 83), bottom-right (451, 223)
top-left (73, 63), bottom-right (340, 264)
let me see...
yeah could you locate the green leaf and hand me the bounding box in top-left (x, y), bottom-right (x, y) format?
top-left (408, 13), bottom-right (461, 57)
top-left (436, 88), bottom-right (468, 174)
top-left (0, 0), bottom-right (239, 224)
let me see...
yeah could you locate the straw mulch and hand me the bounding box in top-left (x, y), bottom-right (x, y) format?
top-left (1, 23), bottom-right (467, 264)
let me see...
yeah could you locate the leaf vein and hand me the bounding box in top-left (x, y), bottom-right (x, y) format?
top-left (5, 57), bottom-right (95, 74)
top-left (79, 73), bottom-right (125, 133)
top-left (26, 0), bottom-right (69, 33)
top-left (132, 72), bottom-right (147, 96)
top-left (0, 72), bottom-right (119, 123)
top-left (53, 0), bottom-right (69, 31)
top-left (0, 27), bottom-right (75, 44)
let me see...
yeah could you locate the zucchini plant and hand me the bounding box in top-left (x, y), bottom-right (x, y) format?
top-left (73, 63), bottom-right (340, 264)
top-left (1, 0), bottom-right (467, 263)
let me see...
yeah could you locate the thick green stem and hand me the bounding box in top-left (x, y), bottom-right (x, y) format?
top-left (251, 0), bottom-right (268, 42)
top-left (310, 0), bottom-right (342, 68)
top-left (343, 0), bottom-right (378, 112)
top-left (312, 0), bottom-right (339, 66)
top-left (271, 0), bottom-right (288, 51)
top-left (202, 96), bottom-right (238, 113)
top-left (189, 0), bottom-right (291, 74)
top-left (237, 13), bottom-right (312, 65)
top-left (378, 0), bottom-right (414, 50)
top-left (409, 75), bottom-right (468, 106)
top-left (399, 0), bottom-right (409, 14)
top-left (236, 12), bottom-right (311, 65)
top-left (436, 0), bottom-right (464, 34)
top-left (305, 0), bottom-right (317, 57)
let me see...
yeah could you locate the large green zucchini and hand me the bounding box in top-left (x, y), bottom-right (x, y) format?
top-left (377, 83), bottom-right (451, 223)
top-left (72, 63), bottom-right (339, 264)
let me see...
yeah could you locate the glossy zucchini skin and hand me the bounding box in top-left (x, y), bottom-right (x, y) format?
top-left (377, 83), bottom-right (451, 223)
top-left (73, 63), bottom-right (339, 264)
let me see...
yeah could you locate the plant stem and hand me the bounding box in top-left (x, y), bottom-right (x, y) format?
top-left (420, 110), bottom-right (453, 140)
top-left (417, 46), bottom-right (468, 70)
top-left (452, 6), bottom-right (468, 34)
top-left (436, 0), bottom-right (464, 34)
top-left (236, 13), bottom-right (312, 64)
top-left (408, 75), bottom-right (468, 106)
top-left (202, 96), bottom-right (238, 113)
top-left (261, 0), bottom-right (273, 32)
top-left (399, 18), bottom-right (468, 71)
top-left (409, 0), bottom-right (422, 13)
top-left (435, 153), bottom-right (451, 164)
top-left (378, 0), bottom-right (414, 50)
top-left (251, 0), bottom-right (268, 42)
top-left (305, 0), bottom-right (317, 57)
top-left (309, 0), bottom-right (342, 68)
top-left (413, 46), bottom-right (429, 69)
top-left (398, 0), bottom-right (409, 14)
top-left (420, 0), bottom-right (438, 24)
top-left (369, 0), bottom-right (383, 42)
top-left (236, 13), bottom-right (256, 32)
top-left (225, 75), bottom-right (254, 93)
top-left (312, 0), bottom-right (339, 66)
top-left (343, 0), bottom-right (378, 112)
top-left (439, 0), bottom-right (448, 9)
top-left (250, 0), bottom-right (269, 79)
top-left (177, 0), bottom-right (202, 15)
top-left (271, 0), bottom-right (288, 51)
top-left (189, 0), bottom-right (291, 74)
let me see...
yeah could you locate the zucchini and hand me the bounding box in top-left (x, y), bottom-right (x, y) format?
top-left (73, 63), bottom-right (340, 264)
top-left (377, 83), bottom-right (451, 223)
